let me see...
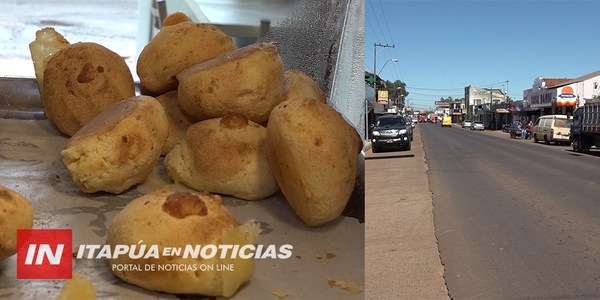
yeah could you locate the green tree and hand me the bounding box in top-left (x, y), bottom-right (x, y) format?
top-left (382, 79), bottom-right (409, 106)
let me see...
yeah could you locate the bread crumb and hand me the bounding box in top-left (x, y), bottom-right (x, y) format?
top-left (271, 289), bottom-right (289, 298)
top-left (327, 279), bottom-right (363, 294)
top-left (316, 252), bottom-right (336, 259)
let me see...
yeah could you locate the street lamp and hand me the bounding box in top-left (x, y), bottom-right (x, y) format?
top-left (378, 58), bottom-right (399, 75)
top-left (375, 58), bottom-right (398, 111)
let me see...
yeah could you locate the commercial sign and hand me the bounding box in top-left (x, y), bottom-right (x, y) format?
top-left (377, 90), bottom-right (389, 104)
top-left (435, 101), bottom-right (450, 107)
top-left (556, 85), bottom-right (577, 106)
top-left (529, 91), bottom-right (555, 108)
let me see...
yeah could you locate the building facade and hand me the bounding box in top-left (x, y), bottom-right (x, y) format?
top-left (464, 85), bottom-right (508, 129)
top-left (523, 70), bottom-right (600, 119)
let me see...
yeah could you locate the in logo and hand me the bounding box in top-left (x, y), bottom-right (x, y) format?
top-left (16, 229), bottom-right (72, 279)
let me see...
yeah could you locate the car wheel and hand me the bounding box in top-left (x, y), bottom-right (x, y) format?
top-left (544, 135), bottom-right (549, 144)
top-left (405, 143), bottom-right (411, 151)
top-left (510, 132), bottom-right (515, 139)
top-left (372, 145), bottom-right (380, 153)
top-left (533, 134), bottom-right (538, 143)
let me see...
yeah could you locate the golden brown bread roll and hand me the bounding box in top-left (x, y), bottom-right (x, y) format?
top-left (156, 90), bottom-right (193, 155)
top-left (265, 99), bottom-right (362, 226)
top-left (61, 96), bottom-right (168, 194)
top-left (162, 11), bottom-right (190, 27)
top-left (42, 42), bottom-right (135, 136)
top-left (56, 273), bottom-right (96, 300)
top-left (177, 42), bottom-right (284, 124)
top-left (282, 69), bottom-right (327, 103)
top-left (0, 185), bottom-right (34, 261)
top-left (106, 189), bottom-right (260, 296)
top-left (137, 21), bottom-right (236, 94)
top-left (165, 113), bottom-right (279, 201)
top-left (28, 27), bottom-right (70, 100)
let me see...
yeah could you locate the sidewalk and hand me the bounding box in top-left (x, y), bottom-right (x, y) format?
top-left (364, 126), bottom-right (448, 299)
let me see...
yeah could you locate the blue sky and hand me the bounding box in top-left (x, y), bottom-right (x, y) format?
top-left (365, 0), bottom-right (600, 110)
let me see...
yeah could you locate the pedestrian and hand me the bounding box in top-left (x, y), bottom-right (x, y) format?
top-left (521, 121), bottom-right (527, 139)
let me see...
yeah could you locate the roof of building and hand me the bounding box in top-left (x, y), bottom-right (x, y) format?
top-left (545, 69), bottom-right (600, 88)
top-left (543, 78), bottom-right (572, 87)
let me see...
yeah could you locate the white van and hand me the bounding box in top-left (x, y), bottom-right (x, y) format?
top-left (532, 114), bottom-right (570, 145)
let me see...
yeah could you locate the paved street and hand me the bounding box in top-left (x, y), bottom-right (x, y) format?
top-left (421, 123), bottom-right (600, 299)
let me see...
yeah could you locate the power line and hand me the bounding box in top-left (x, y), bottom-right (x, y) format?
top-left (409, 92), bottom-right (465, 97)
top-left (376, 0), bottom-right (402, 83)
top-left (367, 1), bottom-right (388, 45)
top-left (365, 13), bottom-right (385, 48)
top-left (367, 0), bottom-right (402, 84)
top-left (407, 86), bottom-right (465, 91)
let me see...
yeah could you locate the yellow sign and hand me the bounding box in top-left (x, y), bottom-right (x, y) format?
top-left (377, 90), bottom-right (388, 104)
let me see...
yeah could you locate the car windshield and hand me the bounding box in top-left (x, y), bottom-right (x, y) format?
top-left (474, 122), bottom-right (483, 125)
top-left (554, 119), bottom-right (567, 127)
top-left (377, 117), bottom-right (406, 128)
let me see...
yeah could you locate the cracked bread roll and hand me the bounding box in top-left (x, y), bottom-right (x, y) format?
top-left (0, 185), bottom-right (34, 261)
top-left (282, 69), bottom-right (327, 104)
top-left (165, 113), bottom-right (278, 201)
top-left (61, 96), bottom-right (168, 194)
top-left (106, 189), bottom-right (260, 296)
top-left (137, 21), bottom-right (236, 94)
top-left (176, 42), bottom-right (284, 124)
top-left (156, 90), bottom-right (193, 155)
top-left (42, 42), bottom-right (135, 136)
top-left (266, 99), bottom-right (362, 226)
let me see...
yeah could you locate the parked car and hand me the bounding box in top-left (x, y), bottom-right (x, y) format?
top-left (532, 114), bottom-right (570, 145)
top-left (402, 115), bottom-right (414, 141)
top-left (471, 121), bottom-right (485, 131)
top-left (411, 117), bottom-right (418, 125)
top-left (371, 114), bottom-right (411, 152)
top-left (441, 116), bottom-right (452, 127)
top-left (462, 120), bottom-right (472, 128)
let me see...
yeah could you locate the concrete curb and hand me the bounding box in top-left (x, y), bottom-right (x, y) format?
top-left (363, 139), bottom-right (372, 152)
top-left (365, 126), bottom-right (449, 299)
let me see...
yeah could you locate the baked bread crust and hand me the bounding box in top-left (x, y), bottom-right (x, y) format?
top-left (42, 42), bottom-right (135, 136)
top-left (165, 114), bottom-right (279, 201)
top-left (0, 185), bottom-right (34, 261)
top-left (106, 189), bottom-right (258, 296)
top-left (282, 69), bottom-right (327, 104)
top-left (266, 99), bottom-right (362, 226)
top-left (176, 43), bottom-right (284, 124)
top-left (61, 96), bottom-right (168, 194)
top-left (156, 90), bottom-right (193, 155)
top-left (137, 22), bottom-right (236, 94)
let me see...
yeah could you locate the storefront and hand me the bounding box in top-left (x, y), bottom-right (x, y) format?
top-left (554, 84), bottom-right (578, 116)
top-left (527, 89), bottom-right (554, 116)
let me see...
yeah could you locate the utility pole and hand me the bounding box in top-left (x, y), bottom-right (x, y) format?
top-left (373, 43), bottom-right (395, 97)
top-left (366, 43), bottom-right (395, 136)
top-left (506, 80), bottom-right (509, 102)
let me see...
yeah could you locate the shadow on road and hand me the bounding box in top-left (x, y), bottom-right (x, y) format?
top-left (564, 149), bottom-right (600, 157)
top-left (366, 154), bottom-right (415, 160)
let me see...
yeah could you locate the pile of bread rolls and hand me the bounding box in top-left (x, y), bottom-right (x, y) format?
top-left (27, 11), bottom-right (361, 297)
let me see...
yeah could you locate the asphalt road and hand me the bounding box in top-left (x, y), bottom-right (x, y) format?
top-left (420, 123), bottom-right (600, 299)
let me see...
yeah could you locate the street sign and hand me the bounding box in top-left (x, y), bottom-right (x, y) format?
top-left (377, 90), bottom-right (388, 104)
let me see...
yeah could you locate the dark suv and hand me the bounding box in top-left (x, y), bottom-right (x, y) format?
top-left (370, 114), bottom-right (411, 153)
